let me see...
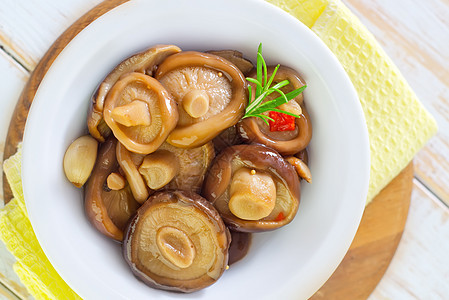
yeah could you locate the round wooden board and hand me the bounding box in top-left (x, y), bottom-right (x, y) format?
top-left (1, 0), bottom-right (412, 298)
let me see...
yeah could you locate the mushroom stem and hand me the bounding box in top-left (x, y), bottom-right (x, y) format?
top-left (156, 226), bottom-right (196, 269)
top-left (182, 90), bottom-right (210, 118)
top-left (107, 172), bottom-right (126, 190)
top-left (111, 100), bottom-right (151, 127)
top-left (286, 156), bottom-right (312, 183)
top-left (116, 142), bottom-right (149, 203)
top-left (229, 168), bottom-right (276, 220)
top-left (139, 150), bottom-right (180, 190)
top-left (278, 99), bottom-right (302, 116)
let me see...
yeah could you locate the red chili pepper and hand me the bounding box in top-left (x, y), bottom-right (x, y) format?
top-left (269, 111), bottom-right (296, 132)
top-left (275, 212), bottom-right (285, 222)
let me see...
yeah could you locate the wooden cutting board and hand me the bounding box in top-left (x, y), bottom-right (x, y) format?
top-left (1, 0), bottom-right (413, 298)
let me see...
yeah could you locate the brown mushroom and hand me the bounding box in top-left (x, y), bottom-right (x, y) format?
top-left (88, 45), bottom-right (181, 141)
top-left (85, 137), bottom-right (140, 241)
top-left (116, 142), bottom-right (150, 204)
top-left (155, 51), bottom-right (247, 148)
top-left (103, 72), bottom-right (179, 154)
top-left (206, 50), bottom-right (254, 76)
top-left (123, 190), bottom-right (230, 293)
top-left (212, 125), bottom-right (244, 154)
top-left (237, 66), bottom-right (312, 156)
top-left (228, 231), bottom-right (252, 265)
top-left (202, 144), bottom-right (301, 232)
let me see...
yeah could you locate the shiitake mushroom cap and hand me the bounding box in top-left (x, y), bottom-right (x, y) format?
top-left (88, 45), bottom-right (181, 142)
top-left (237, 66), bottom-right (312, 156)
top-left (155, 51), bottom-right (247, 148)
top-left (84, 137), bottom-right (140, 242)
top-left (202, 144), bottom-right (301, 232)
top-left (123, 190), bottom-right (230, 293)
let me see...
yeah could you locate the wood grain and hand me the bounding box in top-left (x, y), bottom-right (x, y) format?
top-left (1, 0), bottom-right (129, 204)
top-left (370, 179), bottom-right (449, 299)
top-left (311, 163), bottom-right (413, 299)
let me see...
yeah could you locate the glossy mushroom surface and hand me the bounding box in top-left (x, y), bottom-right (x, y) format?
top-left (238, 66), bottom-right (312, 156)
top-left (157, 142), bottom-right (215, 193)
top-left (123, 190), bottom-right (230, 293)
top-left (103, 72), bottom-right (178, 154)
top-left (228, 231), bottom-right (252, 265)
top-left (202, 144), bottom-right (301, 232)
top-left (155, 51), bottom-right (247, 148)
top-left (85, 138), bottom-right (140, 241)
top-left (207, 50), bottom-right (254, 76)
top-left (88, 45), bottom-right (181, 141)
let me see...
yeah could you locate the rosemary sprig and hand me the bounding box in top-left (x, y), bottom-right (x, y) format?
top-left (242, 43), bottom-right (307, 125)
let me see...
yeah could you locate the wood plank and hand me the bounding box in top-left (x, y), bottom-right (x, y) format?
top-left (0, 50), bottom-right (28, 205)
top-left (0, 0), bottom-right (102, 70)
top-left (369, 179), bottom-right (449, 299)
top-left (0, 49), bottom-right (32, 300)
top-left (311, 163), bottom-right (413, 299)
top-left (342, 0), bottom-right (449, 205)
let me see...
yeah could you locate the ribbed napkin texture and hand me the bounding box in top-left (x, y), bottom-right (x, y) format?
top-left (0, 0), bottom-right (437, 298)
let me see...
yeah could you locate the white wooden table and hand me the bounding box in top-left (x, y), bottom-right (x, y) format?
top-left (0, 0), bottom-right (448, 299)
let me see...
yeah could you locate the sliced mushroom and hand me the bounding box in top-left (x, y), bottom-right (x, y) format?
top-left (103, 72), bottom-right (178, 154)
top-left (123, 190), bottom-right (230, 293)
top-left (85, 138), bottom-right (140, 241)
top-left (238, 66), bottom-right (312, 156)
top-left (116, 142), bottom-right (150, 204)
top-left (155, 51), bottom-right (247, 148)
top-left (207, 50), bottom-right (254, 76)
top-left (88, 45), bottom-right (181, 141)
top-left (202, 144), bottom-right (301, 232)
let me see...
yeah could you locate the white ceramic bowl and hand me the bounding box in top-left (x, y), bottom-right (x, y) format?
top-left (22, 0), bottom-right (370, 299)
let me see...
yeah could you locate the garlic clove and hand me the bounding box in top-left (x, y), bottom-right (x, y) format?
top-left (63, 135), bottom-right (98, 188)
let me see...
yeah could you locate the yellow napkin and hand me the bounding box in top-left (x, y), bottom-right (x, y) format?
top-left (0, 0), bottom-right (438, 298)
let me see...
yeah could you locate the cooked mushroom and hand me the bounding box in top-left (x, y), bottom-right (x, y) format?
top-left (237, 66), bottom-right (312, 156)
top-left (103, 72), bottom-right (179, 154)
top-left (285, 156), bottom-right (312, 183)
top-left (140, 142), bottom-right (215, 193)
top-left (88, 45), bottom-right (181, 141)
top-left (116, 142), bottom-right (150, 204)
top-left (228, 231), bottom-right (252, 265)
top-left (85, 138), bottom-right (140, 241)
top-left (212, 125), bottom-right (244, 154)
top-left (202, 144), bottom-right (301, 232)
top-left (206, 50), bottom-right (254, 76)
top-left (123, 190), bottom-right (230, 293)
top-left (155, 51), bottom-right (247, 148)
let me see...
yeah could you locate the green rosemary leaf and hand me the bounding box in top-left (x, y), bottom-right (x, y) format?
top-left (265, 64), bottom-right (280, 91)
top-left (242, 43), bottom-right (307, 123)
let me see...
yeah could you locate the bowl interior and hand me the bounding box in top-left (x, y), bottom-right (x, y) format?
top-left (22, 0), bottom-right (369, 299)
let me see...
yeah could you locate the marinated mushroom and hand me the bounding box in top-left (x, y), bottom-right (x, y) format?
top-left (238, 66), bottom-right (312, 156)
top-left (155, 51), bottom-right (247, 148)
top-left (123, 190), bottom-right (230, 293)
top-left (228, 231), bottom-right (252, 265)
top-left (103, 72), bottom-right (178, 154)
top-left (88, 45), bottom-right (181, 141)
top-left (157, 142), bottom-right (215, 193)
top-left (207, 50), bottom-right (254, 76)
top-left (116, 142), bottom-right (150, 204)
top-left (202, 144), bottom-right (301, 232)
top-left (85, 138), bottom-right (140, 241)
